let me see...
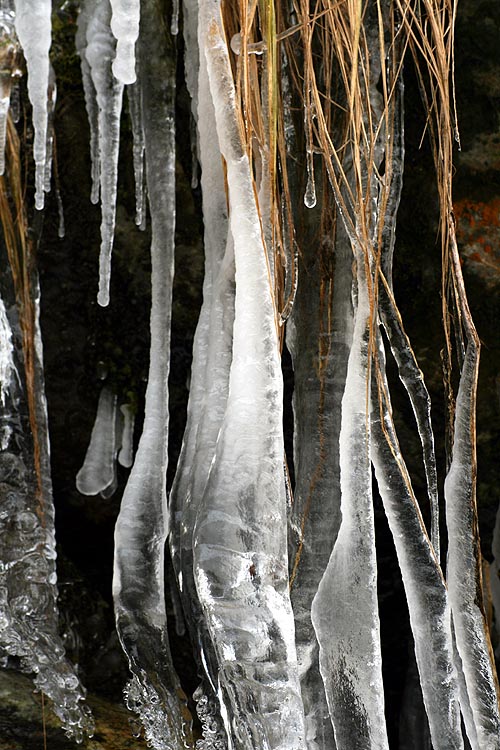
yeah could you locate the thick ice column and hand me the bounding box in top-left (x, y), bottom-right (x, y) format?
top-left (287, 218), bottom-right (353, 750)
top-left (168, 13), bottom-right (232, 743)
top-left (370, 333), bottom-right (463, 750)
top-left (110, 0), bottom-right (140, 84)
top-left (445, 341), bottom-right (500, 750)
top-left (311, 242), bottom-right (389, 750)
top-left (13, 0), bottom-right (51, 210)
top-left (113, 2), bottom-right (190, 748)
top-left (192, 6), bottom-right (306, 750)
top-left (83, 0), bottom-right (124, 307)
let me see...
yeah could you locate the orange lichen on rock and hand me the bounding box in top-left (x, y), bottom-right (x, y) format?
top-left (454, 198), bottom-right (500, 285)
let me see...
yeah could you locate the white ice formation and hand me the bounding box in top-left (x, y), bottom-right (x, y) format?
top-left (13, 0), bottom-right (51, 209)
top-left (76, 385), bottom-right (118, 496)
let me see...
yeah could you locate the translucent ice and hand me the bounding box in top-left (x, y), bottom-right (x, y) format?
top-left (76, 385), bottom-right (118, 496)
top-left (14, 0), bottom-right (51, 210)
top-left (118, 402), bottom-right (135, 468)
top-left (311, 244), bottom-right (389, 750)
top-left (81, 0), bottom-right (124, 306)
top-left (113, 3), bottom-right (190, 747)
top-left (192, 8), bottom-right (306, 748)
top-left (0, 6), bottom-right (21, 176)
top-left (445, 342), bottom-right (500, 750)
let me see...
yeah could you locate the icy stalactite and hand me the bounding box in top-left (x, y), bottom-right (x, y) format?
top-left (311, 242), bottom-right (389, 750)
top-left (377, 77), bottom-right (440, 560)
top-left (287, 225), bottom-right (353, 750)
top-left (13, 0), bottom-right (51, 210)
top-left (168, 3), bottom-right (233, 740)
top-left (445, 340), bottom-right (500, 750)
top-left (0, 296), bottom-right (15, 406)
top-left (75, 2), bottom-right (100, 205)
top-left (110, 0), bottom-right (140, 85)
top-left (126, 82), bottom-right (146, 228)
top-left (118, 403), bottom-right (135, 468)
top-left (113, 3), bottom-right (190, 748)
top-left (0, 6), bottom-right (20, 176)
top-left (43, 65), bottom-right (56, 194)
top-left (76, 385), bottom-right (118, 496)
top-left (0, 273), bottom-right (94, 741)
top-left (80, 0), bottom-right (124, 307)
top-left (370, 333), bottom-right (463, 750)
top-left (191, 6), bottom-right (306, 750)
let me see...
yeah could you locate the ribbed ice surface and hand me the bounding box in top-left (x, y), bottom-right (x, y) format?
top-left (112, 3), bottom-right (189, 748)
top-left (445, 343), bottom-right (500, 750)
top-left (311, 246), bottom-right (389, 750)
top-left (192, 7), bottom-right (306, 749)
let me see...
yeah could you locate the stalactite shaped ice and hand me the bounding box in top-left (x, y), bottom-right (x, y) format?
top-left (13, 0), bottom-right (51, 210)
top-left (43, 65), bottom-right (56, 195)
top-left (76, 385), bottom-right (118, 496)
top-left (83, 0), bottom-right (124, 307)
top-left (377, 77), bottom-right (440, 559)
top-left (118, 402), bottom-right (135, 468)
top-left (113, 3), bottom-right (190, 748)
top-left (445, 342), bottom-right (500, 750)
top-left (168, 12), bottom-right (232, 743)
top-left (110, 0), bottom-right (139, 85)
top-left (126, 82), bottom-right (146, 228)
top-left (371, 332), bottom-right (463, 750)
top-left (0, 5), bottom-right (20, 176)
top-left (76, 2), bottom-right (100, 205)
top-left (0, 296), bottom-right (15, 406)
top-left (192, 8), bottom-right (306, 749)
top-left (287, 227), bottom-right (353, 750)
top-left (311, 243), bottom-right (389, 750)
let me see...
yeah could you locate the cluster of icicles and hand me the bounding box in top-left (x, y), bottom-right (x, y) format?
top-left (1, 1), bottom-right (500, 749)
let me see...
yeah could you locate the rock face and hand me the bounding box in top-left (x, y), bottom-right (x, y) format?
top-left (0, 668), bottom-right (147, 749)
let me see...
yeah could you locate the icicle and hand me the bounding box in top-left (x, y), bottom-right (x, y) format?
top-left (0, 6), bottom-right (20, 176)
top-left (311, 240), bottom-right (389, 750)
top-left (192, 8), bottom-right (306, 749)
top-left (113, 3), bottom-right (191, 748)
top-left (43, 64), bottom-right (56, 194)
top-left (168, 7), bottom-right (233, 742)
top-left (377, 74), bottom-right (441, 561)
top-left (83, 0), bottom-right (124, 306)
top-left (76, 385), bottom-right (118, 496)
top-left (445, 340), bottom-right (500, 750)
top-left (171, 0), bottom-right (179, 36)
top-left (370, 331), bottom-right (463, 750)
top-left (126, 82), bottom-right (146, 228)
top-left (0, 296), bottom-right (16, 405)
top-left (76, 2), bottom-right (100, 205)
top-left (14, 0), bottom-right (51, 210)
top-left (110, 0), bottom-right (140, 85)
top-left (118, 402), bottom-right (135, 468)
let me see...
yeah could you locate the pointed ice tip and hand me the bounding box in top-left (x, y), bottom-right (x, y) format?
top-left (35, 191), bottom-right (45, 211)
